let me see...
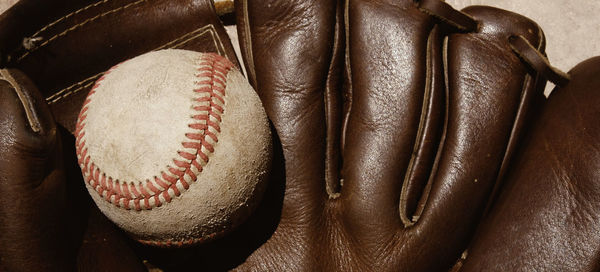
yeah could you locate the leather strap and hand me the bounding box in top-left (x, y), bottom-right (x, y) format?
top-left (419, 1), bottom-right (570, 87)
top-left (509, 35), bottom-right (570, 87)
top-left (418, 0), bottom-right (478, 32)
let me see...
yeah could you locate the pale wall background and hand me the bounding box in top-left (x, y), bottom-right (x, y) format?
top-left (0, 0), bottom-right (15, 14)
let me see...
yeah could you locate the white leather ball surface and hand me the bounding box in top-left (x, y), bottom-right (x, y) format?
top-left (75, 49), bottom-right (272, 247)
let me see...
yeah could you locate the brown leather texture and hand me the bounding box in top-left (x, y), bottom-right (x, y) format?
top-left (229, 0), bottom-right (548, 270)
top-left (0, 68), bottom-right (68, 271)
top-left (0, 0), bottom-right (239, 133)
top-left (0, 68), bottom-right (146, 271)
top-left (458, 56), bottom-right (600, 272)
top-left (1, 0), bottom-right (599, 271)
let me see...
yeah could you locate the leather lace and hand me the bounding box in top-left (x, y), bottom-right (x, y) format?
top-left (418, 0), bottom-right (478, 32)
top-left (509, 35), bottom-right (571, 87)
top-left (418, 0), bottom-right (570, 87)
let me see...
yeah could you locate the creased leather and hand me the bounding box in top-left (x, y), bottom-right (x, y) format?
top-left (459, 56), bottom-right (600, 272)
top-left (2, 0), bottom-right (589, 271)
top-left (228, 0), bottom-right (548, 271)
top-left (0, 68), bottom-right (68, 271)
top-left (0, 69), bottom-right (146, 272)
top-left (0, 0), bottom-right (239, 133)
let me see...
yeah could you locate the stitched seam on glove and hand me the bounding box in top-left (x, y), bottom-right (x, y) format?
top-left (18, 0), bottom-right (149, 61)
top-left (45, 25), bottom-right (225, 105)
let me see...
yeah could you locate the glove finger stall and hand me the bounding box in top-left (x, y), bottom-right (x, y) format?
top-left (341, 4), bottom-right (548, 270)
top-left (0, 68), bottom-right (69, 271)
top-left (460, 56), bottom-right (600, 272)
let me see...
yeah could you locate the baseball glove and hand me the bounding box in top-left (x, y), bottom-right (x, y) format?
top-left (222, 0), bottom-right (559, 270)
top-left (0, 0), bottom-right (597, 271)
top-left (457, 55), bottom-right (600, 272)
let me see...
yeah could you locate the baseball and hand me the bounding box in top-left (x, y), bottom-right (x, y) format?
top-left (75, 49), bottom-right (272, 247)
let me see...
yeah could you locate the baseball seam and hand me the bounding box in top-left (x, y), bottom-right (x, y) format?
top-left (75, 53), bottom-right (233, 211)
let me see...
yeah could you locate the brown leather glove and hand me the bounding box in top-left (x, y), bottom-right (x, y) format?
top-left (457, 56), bottom-right (600, 272)
top-left (222, 0), bottom-right (549, 270)
top-left (1, 0), bottom-right (595, 271)
top-left (0, 68), bottom-right (146, 271)
top-left (0, 68), bottom-right (69, 271)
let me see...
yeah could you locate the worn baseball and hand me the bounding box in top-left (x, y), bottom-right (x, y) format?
top-left (75, 49), bottom-right (272, 247)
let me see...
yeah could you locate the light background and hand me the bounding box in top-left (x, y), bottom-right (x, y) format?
top-left (0, 0), bottom-right (13, 13)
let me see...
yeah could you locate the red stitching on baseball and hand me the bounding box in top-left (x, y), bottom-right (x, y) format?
top-left (170, 184), bottom-right (181, 196)
top-left (154, 176), bottom-right (170, 190)
top-left (130, 183), bottom-right (141, 198)
top-left (75, 53), bottom-right (234, 212)
top-left (177, 151), bottom-right (196, 160)
top-left (161, 171), bottom-right (177, 184)
top-left (139, 183), bottom-right (151, 199)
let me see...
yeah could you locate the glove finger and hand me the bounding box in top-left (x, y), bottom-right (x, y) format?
top-left (0, 68), bottom-right (69, 271)
top-left (342, 3), bottom-right (548, 269)
top-left (341, 0), bottom-right (443, 236)
top-left (460, 57), bottom-right (600, 272)
top-left (407, 6), bottom-right (547, 263)
top-left (230, 0), bottom-right (345, 269)
top-left (237, 0), bottom-right (341, 220)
